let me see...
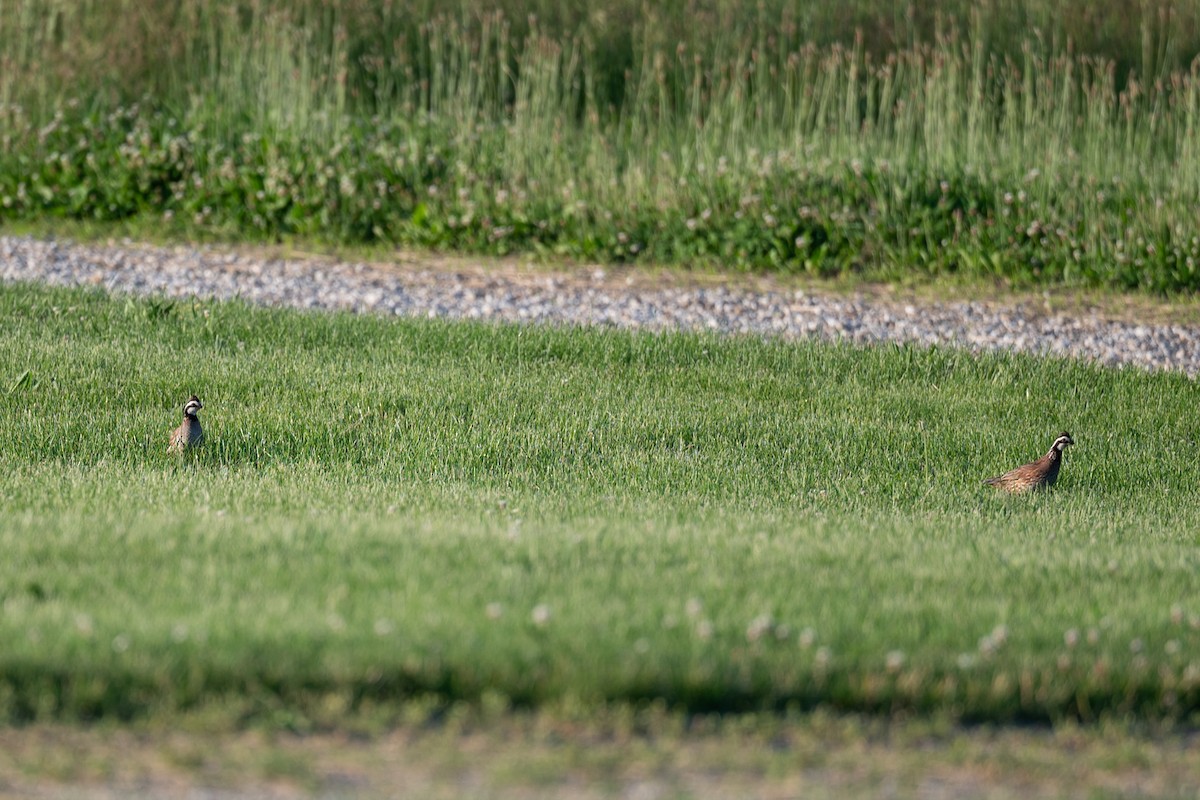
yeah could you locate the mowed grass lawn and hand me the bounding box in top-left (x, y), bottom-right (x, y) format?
top-left (1, 280), bottom-right (1199, 726)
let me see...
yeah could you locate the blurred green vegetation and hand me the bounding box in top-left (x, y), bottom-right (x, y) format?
top-left (1, 1), bottom-right (1199, 290)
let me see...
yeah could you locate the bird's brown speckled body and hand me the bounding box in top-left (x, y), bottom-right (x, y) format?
top-left (984, 432), bottom-right (1074, 493)
top-left (168, 395), bottom-right (204, 453)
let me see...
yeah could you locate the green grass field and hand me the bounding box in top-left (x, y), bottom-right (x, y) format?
top-left (2, 280), bottom-right (1199, 727)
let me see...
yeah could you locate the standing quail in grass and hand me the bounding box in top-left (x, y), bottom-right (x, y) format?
top-left (983, 432), bottom-right (1074, 493)
top-left (168, 395), bottom-right (205, 453)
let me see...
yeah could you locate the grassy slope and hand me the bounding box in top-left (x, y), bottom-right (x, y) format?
top-left (1, 281), bottom-right (1199, 725)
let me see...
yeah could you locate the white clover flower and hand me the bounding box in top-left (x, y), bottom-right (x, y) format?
top-left (746, 614), bottom-right (774, 642)
top-left (814, 646), bottom-right (832, 667)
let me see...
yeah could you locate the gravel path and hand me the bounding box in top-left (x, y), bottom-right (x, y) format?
top-left (3, 235), bottom-right (1199, 377)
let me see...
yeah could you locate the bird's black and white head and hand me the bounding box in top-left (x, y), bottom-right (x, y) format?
top-left (183, 395), bottom-right (203, 418)
top-left (1052, 432), bottom-right (1074, 452)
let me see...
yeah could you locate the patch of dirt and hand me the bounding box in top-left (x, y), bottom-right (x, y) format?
top-left (2, 714), bottom-right (1198, 799)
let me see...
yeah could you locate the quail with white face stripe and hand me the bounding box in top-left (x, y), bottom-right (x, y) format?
top-left (168, 395), bottom-right (205, 453)
top-left (983, 432), bottom-right (1074, 493)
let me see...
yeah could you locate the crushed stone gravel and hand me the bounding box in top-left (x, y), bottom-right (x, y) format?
top-left (3, 236), bottom-right (1198, 377)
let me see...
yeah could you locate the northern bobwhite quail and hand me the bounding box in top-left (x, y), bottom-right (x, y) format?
top-left (168, 395), bottom-right (205, 453)
top-left (983, 432), bottom-right (1074, 493)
